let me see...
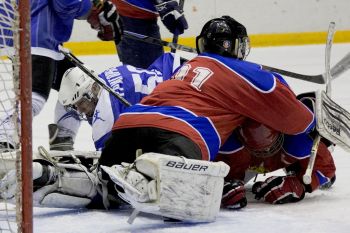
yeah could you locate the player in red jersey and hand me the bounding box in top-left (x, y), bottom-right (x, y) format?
top-left (99, 15), bottom-right (314, 164)
top-left (98, 16), bottom-right (335, 212)
top-left (217, 114), bottom-right (336, 209)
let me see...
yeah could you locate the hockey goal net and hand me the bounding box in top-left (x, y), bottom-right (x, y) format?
top-left (0, 0), bottom-right (32, 233)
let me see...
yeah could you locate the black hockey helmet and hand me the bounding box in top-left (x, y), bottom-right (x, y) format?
top-left (196, 16), bottom-right (250, 60)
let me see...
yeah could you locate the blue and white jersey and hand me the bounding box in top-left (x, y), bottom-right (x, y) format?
top-left (31, 0), bottom-right (92, 60)
top-left (1, 0), bottom-right (90, 58)
top-left (91, 52), bottom-right (179, 150)
top-left (0, 0), bottom-right (15, 53)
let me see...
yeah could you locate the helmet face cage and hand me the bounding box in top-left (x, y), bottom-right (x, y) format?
top-left (235, 36), bottom-right (250, 60)
top-left (64, 92), bottom-right (95, 121)
top-left (59, 67), bottom-right (97, 121)
top-left (196, 16), bottom-right (250, 60)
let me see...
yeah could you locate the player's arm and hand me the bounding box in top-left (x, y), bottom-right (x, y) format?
top-left (237, 76), bottom-right (315, 136)
top-left (52, 0), bottom-right (93, 19)
top-left (214, 133), bottom-right (251, 209)
top-left (0, 158), bottom-right (99, 208)
top-left (215, 151), bottom-right (249, 210)
top-left (251, 142), bottom-right (336, 205)
top-left (285, 141), bottom-right (336, 192)
top-left (153, 0), bottom-right (188, 35)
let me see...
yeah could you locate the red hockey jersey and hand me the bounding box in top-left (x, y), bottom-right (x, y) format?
top-left (114, 53), bottom-right (315, 161)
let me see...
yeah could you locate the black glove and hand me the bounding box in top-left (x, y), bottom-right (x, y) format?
top-left (98, 1), bottom-right (123, 43)
top-left (252, 176), bottom-right (305, 204)
top-left (221, 180), bottom-right (247, 209)
top-left (155, 0), bottom-right (188, 35)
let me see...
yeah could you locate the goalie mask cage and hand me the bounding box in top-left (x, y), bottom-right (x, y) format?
top-left (0, 0), bottom-right (32, 233)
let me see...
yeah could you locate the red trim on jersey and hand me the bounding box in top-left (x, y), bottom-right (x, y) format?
top-left (111, 0), bottom-right (158, 19)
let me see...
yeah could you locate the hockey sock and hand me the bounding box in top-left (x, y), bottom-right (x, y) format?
top-left (32, 92), bottom-right (46, 117)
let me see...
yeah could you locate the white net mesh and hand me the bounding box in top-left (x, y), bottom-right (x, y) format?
top-left (0, 0), bottom-right (21, 232)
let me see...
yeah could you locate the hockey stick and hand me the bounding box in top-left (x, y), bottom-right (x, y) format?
top-left (329, 51), bottom-right (350, 80)
top-left (122, 30), bottom-right (350, 84)
top-left (171, 0), bottom-right (185, 53)
top-left (123, 30), bottom-right (196, 53)
top-left (58, 46), bottom-right (132, 107)
top-left (303, 22), bottom-right (335, 185)
top-left (264, 51), bottom-right (350, 83)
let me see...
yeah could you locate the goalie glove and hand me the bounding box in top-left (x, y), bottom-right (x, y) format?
top-left (155, 0), bottom-right (188, 35)
top-left (252, 175), bottom-right (305, 204)
top-left (221, 180), bottom-right (247, 210)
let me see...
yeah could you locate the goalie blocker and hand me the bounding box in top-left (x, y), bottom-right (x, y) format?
top-left (316, 90), bottom-right (350, 152)
top-left (101, 152), bottom-right (230, 223)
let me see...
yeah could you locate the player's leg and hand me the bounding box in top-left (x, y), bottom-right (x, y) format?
top-left (49, 57), bottom-right (81, 151)
top-left (48, 102), bottom-right (80, 151)
top-left (116, 16), bottom-right (164, 68)
top-left (0, 55), bottom-right (54, 151)
top-left (0, 158), bottom-right (99, 208)
top-left (146, 127), bottom-right (202, 160)
top-left (99, 127), bottom-right (202, 167)
top-left (99, 127), bottom-right (141, 167)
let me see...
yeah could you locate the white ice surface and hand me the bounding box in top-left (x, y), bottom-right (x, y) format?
top-left (5, 44), bottom-right (350, 232)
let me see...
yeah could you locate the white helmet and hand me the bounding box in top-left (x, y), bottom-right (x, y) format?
top-left (58, 67), bottom-right (94, 106)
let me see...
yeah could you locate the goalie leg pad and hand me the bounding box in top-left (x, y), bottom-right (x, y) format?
top-left (40, 193), bottom-right (92, 208)
top-left (54, 163), bottom-right (98, 198)
top-left (33, 163), bottom-right (99, 208)
top-left (103, 153), bottom-right (230, 222)
top-left (1, 162), bottom-right (50, 199)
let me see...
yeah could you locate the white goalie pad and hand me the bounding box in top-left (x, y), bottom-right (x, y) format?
top-left (0, 150), bottom-right (18, 178)
top-left (1, 147), bottom-right (100, 178)
top-left (102, 152), bottom-right (230, 223)
top-left (1, 159), bottom-right (99, 208)
top-left (32, 162), bottom-right (99, 208)
top-left (316, 90), bottom-right (350, 151)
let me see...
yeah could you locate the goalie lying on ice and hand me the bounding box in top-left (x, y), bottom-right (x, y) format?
top-left (0, 151), bottom-right (229, 223)
top-left (0, 154), bottom-right (122, 209)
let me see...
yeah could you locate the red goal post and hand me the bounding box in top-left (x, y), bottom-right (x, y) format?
top-left (0, 0), bottom-right (32, 233)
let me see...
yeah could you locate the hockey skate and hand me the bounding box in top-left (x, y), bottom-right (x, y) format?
top-left (48, 124), bottom-right (74, 151)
